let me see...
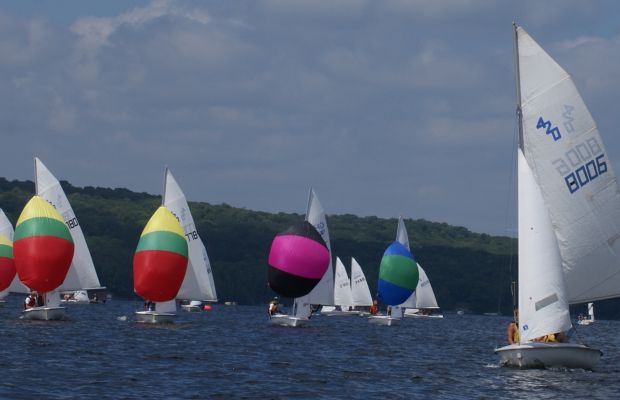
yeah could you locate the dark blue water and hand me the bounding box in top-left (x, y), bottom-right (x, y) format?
top-left (0, 296), bottom-right (618, 399)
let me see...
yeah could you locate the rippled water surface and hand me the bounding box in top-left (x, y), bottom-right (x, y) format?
top-left (1, 297), bottom-right (619, 399)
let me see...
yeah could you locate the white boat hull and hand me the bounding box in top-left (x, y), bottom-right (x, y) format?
top-left (22, 306), bottom-right (66, 321)
top-left (268, 314), bottom-right (309, 327)
top-left (322, 310), bottom-right (360, 316)
top-left (368, 315), bottom-right (400, 326)
top-left (404, 312), bottom-right (444, 319)
top-left (135, 310), bottom-right (176, 324)
top-left (495, 342), bottom-right (601, 370)
top-left (577, 319), bottom-right (594, 326)
top-left (181, 305), bottom-right (202, 312)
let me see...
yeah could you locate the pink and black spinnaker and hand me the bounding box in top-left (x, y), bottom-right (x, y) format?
top-left (267, 221), bottom-right (329, 298)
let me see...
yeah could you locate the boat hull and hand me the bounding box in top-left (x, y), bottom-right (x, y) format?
top-left (322, 310), bottom-right (360, 316)
top-left (404, 312), bottom-right (444, 319)
top-left (22, 306), bottom-right (66, 321)
top-left (135, 310), bottom-right (176, 324)
top-left (180, 305), bottom-right (202, 312)
top-left (495, 342), bottom-right (601, 370)
top-left (368, 315), bottom-right (400, 326)
top-left (268, 314), bottom-right (308, 327)
top-left (577, 319), bottom-right (594, 326)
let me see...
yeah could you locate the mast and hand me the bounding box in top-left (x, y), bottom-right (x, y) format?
top-left (513, 22), bottom-right (524, 151)
top-left (162, 165), bottom-right (168, 205)
top-left (304, 187), bottom-right (313, 221)
top-left (34, 157), bottom-right (38, 194)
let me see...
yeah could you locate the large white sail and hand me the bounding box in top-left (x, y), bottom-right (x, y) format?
top-left (163, 168), bottom-right (217, 302)
top-left (333, 257), bottom-right (354, 309)
top-left (350, 257), bottom-right (373, 307)
top-left (415, 265), bottom-right (439, 309)
top-left (34, 158), bottom-right (102, 291)
top-left (517, 27), bottom-right (620, 304)
top-left (299, 188), bottom-right (333, 305)
top-left (518, 150), bottom-right (572, 342)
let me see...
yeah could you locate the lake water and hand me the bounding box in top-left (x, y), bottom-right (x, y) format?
top-left (0, 297), bottom-right (618, 399)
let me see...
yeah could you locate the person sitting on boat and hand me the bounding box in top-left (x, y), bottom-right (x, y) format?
top-left (533, 332), bottom-right (567, 343)
top-left (268, 297), bottom-right (279, 317)
top-left (369, 300), bottom-right (378, 315)
top-left (24, 293), bottom-right (36, 310)
top-left (507, 310), bottom-right (519, 345)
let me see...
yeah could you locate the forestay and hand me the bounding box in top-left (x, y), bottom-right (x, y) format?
top-left (163, 168), bottom-right (217, 302)
top-left (517, 27), bottom-right (620, 304)
top-left (35, 158), bottom-right (101, 291)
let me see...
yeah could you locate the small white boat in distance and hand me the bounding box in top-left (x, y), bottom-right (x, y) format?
top-left (368, 306), bottom-right (402, 326)
top-left (577, 303), bottom-right (595, 326)
top-left (321, 257), bottom-right (359, 316)
top-left (135, 300), bottom-right (176, 324)
top-left (268, 298), bottom-right (310, 327)
top-left (23, 291), bottom-right (65, 321)
top-left (181, 300), bottom-right (203, 312)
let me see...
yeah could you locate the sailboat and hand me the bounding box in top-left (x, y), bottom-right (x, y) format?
top-left (34, 158), bottom-right (106, 303)
top-left (394, 216), bottom-right (443, 319)
top-left (133, 205), bottom-right (189, 324)
top-left (577, 303), bottom-right (595, 326)
top-left (369, 235), bottom-right (419, 326)
top-left (2, 209), bottom-right (30, 297)
top-left (268, 188), bottom-right (333, 327)
top-left (494, 24), bottom-right (617, 369)
top-left (321, 257), bottom-right (358, 316)
top-left (14, 196), bottom-right (75, 320)
top-left (161, 168), bottom-right (218, 312)
top-left (350, 257), bottom-right (373, 315)
top-left (0, 210), bottom-right (16, 305)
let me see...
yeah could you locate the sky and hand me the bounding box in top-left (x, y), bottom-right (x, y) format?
top-left (2, 0), bottom-right (620, 236)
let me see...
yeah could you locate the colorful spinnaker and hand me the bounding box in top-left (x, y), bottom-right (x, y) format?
top-left (0, 234), bottom-right (16, 291)
top-left (268, 220), bottom-right (330, 298)
top-left (133, 206), bottom-right (188, 302)
top-left (377, 241), bottom-right (418, 305)
top-left (13, 196), bottom-right (75, 293)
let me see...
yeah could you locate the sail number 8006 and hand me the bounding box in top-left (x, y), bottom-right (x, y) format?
top-left (551, 137), bottom-right (607, 194)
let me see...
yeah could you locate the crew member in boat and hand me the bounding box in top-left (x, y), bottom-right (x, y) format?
top-left (533, 332), bottom-right (567, 343)
top-left (369, 300), bottom-right (378, 315)
top-left (268, 297), bottom-right (279, 317)
top-left (507, 309), bottom-right (519, 345)
top-left (24, 293), bottom-right (36, 309)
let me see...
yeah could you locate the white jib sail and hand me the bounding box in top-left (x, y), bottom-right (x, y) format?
top-left (415, 265), bottom-right (439, 309)
top-left (156, 299), bottom-right (177, 313)
top-left (518, 150), bottom-right (572, 342)
top-left (300, 188), bottom-right (334, 305)
top-left (333, 257), bottom-right (354, 310)
top-left (1, 209), bottom-right (28, 294)
top-left (34, 158), bottom-right (101, 291)
top-left (517, 26), bottom-right (620, 304)
top-left (163, 168), bottom-right (217, 302)
top-left (350, 257), bottom-right (373, 307)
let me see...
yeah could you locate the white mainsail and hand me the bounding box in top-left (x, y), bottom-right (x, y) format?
top-left (34, 157), bottom-right (102, 292)
top-left (333, 257), bottom-right (354, 310)
top-left (518, 150), bottom-right (572, 342)
top-left (396, 215), bottom-right (410, 250)
top-left (295, 188), bottom-right (334, 312)
top-left (350, 257), bottom-right (373, 307)
top-left (163, 168), bottom-right (217, 303)
top-left (517, 26), bottom-right (620, 305)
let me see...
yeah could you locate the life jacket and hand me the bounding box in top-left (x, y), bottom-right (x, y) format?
top-left (512, 327), bottom-right (519, 344)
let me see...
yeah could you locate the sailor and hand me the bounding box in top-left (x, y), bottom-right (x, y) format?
top-left (507, 310), bottom-right (519, 344)
top-left (369, 300), bottom-right (378, 315)
top-left (24, 293), bottom-right (35, 309)
top-left (268, 297), bottom-right (279, 317)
